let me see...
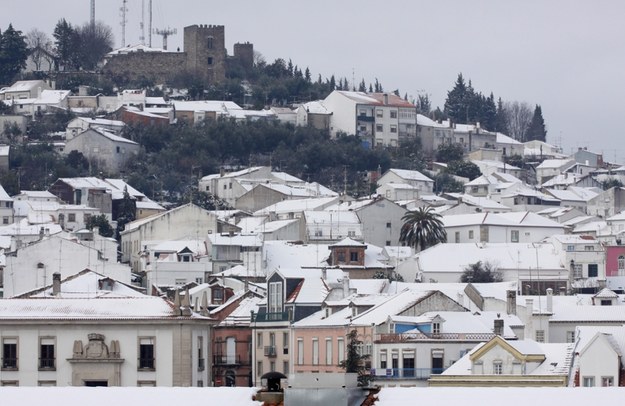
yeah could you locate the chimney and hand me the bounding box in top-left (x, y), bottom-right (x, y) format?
top-left (506, 290), bottom-right (517, 315)
top-left (52, 272), bottom-right (61, 295)
top-left (546, 288), bottom-right (553, 313)
top-left (383, 93), bottom-right (388, 105)
top-left (493, 318), bottom-right (504, 336)
top-left (220, 167), bottom-right (225, 177)
top-left (39, 227), bottom-right (45, 240)
top-left (525, 298), bottom-right (534, 318)
top-left (342, 275), bottom-right (350, 298)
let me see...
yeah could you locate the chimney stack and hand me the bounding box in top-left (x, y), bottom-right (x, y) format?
top-left (494, 319), bottom-right (504, 336)
top-left (506, 290), bottom-right (516, 315)
top-left (342, 275), bottom-right (350, 298)
top-left (383, 93), bottom-right (388, 105)
top-left (52, 272), bottom-right (61, 295)
top-left (546, 288), bottom-right (553, 313)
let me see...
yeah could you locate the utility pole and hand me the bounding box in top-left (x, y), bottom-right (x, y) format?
top-left (90, 0), bottom-right (95, 27)
top-left (139, 0), bottom-right (145, 45)
top-left (148, 0), bottom-right (152, 47)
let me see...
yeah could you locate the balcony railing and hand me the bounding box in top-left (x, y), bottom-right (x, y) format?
top-left (251, 311), bottom-right (290, 323)
top-left (357, 115), bottom-right (375, 122)
top-left (213, 355), bottom-right (241, 365)
top-left (264, 346), bottom-right (277, 357)
top-left (376, 332), bottom-right (495, 343)
top-left (371, 368), bottom-right (445, 380)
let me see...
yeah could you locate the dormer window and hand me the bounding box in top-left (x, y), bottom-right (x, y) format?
top-left (432, 322), bottom-right (440, 335)
top-left (268, 281), bottom-right (283, 313)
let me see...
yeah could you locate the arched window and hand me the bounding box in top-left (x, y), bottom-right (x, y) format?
top-left (618, 255), bottom-right (625, 275)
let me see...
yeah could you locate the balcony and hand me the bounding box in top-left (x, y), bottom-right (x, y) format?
top-left (264, 346), bottom-right (277, 357)
top-left (213, 355), bottom-right (242, 365)
top-left (251, 311), bottom-right (290, 323)
top-left (375, 332), bottom-right (495, 343)
top-left (371, 368), bottom-right (445, 380)
top-left (357, 115), bottom-right (374, 122)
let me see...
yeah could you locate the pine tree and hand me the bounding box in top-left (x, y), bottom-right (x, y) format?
top-left (304, 67), bottom-right (311, 83)
top-left (526, 104), bottom-right (547, 142)
top-left (368, 83), bottom-right (373, 93)
top-left (358, 78), bottom-right (366, 92)
top-left (494, 97), bottom-right (508, 134)
top-left (339, 329), bottom-right (370, 386)
top-left (53, 18), bottom-right (76, 70)
top-left (444, 73), bottom-right (470, 123)
top-left (0, 24), bottom-right (28, 84)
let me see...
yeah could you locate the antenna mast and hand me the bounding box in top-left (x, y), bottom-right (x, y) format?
top-left (139, 0), bottom-right (145, 45)
top-left (90, 0), bottom-right (95, 27)
top-left (148, 0), bottom-right (153, 47)
top-left (120, 0), bottom-right (128, 47)
top-left (154, 27), bottom-right (176, 50)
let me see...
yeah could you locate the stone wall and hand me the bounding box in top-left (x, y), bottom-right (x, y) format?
top-left (102, 52), bottom-right (187, 84)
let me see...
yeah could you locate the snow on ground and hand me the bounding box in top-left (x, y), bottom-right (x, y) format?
top-left (375, 387), bottom-right (625, 406)
top-left (0, 387), bottom-right (261, 405)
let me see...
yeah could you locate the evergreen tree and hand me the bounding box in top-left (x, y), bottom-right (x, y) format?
top-left (339, 329), bottom-right (370, 387)
top-left (358, 78), bottom-right (366, 92)
top-left (416, 94), bottom-right (431, 116)
top-left (86, 214), bottom-right (115, 238)
top-left (304, 67), bottom-right (311, 83)
top-left (287, 59), bottom-right (294, 76)
top-left (374, 78), bottom-right (381, 92)
top-left (526, 104), bottom-right (547, 142)
top-left (368, 83), bottom-right (373, 93)
top-left (0, 24), bottom-right (28, 84)
top-left (494, 97), bottom-right (508, 134)
top-left (480, 92), bottom-right (497, 131)
top-left (329, 75), bottom-right (336, 90)
top-left (444, 73), bottom-right (470, 123)
top-left (53, 18), bottom-right (76, 70)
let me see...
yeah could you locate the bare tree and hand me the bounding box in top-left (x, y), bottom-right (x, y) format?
top-left (76, 21), bottom-right (114, 70)
top-left (26, 29), bottom-right (53, 71)
top-left (504, 101), bottom-right (533, 142)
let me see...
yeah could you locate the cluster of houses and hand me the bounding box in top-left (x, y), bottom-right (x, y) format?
top-left (3, 74), bottom-right (625, 393)
top-left (0, 146), bottom-right (617, 391)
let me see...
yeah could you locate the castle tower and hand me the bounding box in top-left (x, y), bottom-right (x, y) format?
top-left (233, 42), bottom-right (254, 69)
top-left (184, 24), bottom-right (227, 84)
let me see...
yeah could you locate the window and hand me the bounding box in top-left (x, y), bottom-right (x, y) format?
top-left (197, 380), bottom-right (204, 387)
top-left (38, 381), bottom-right (56, 386)
top-left (337, 252), bottom-right (345, 263)
top-left (197, 336), bottom-right (204, 371)
top-left (535, 330), bottom-right (545, 343)
top-left (588, 264), bottom-right (598, 278)
top-left (390, 111), bottom-right (397, 119)
top-left (347, 230), bottom-right (356, 237)
top-left (584, 245), bottom-right (594, 251)
top-left (257, 332), bottom-right (263, 349)
top-left (257, 361), bottom-right (263, 377)
top-left (297, 339), bottom-right (304, 365)
top-left (582, 376), bottom-right (595, 387)
top-left (511, 230), bottom-right (519, 243)
top-left (376, 124), bottom-right (383, 132)
top-left (207, 57), bottom-right (213, 65)
top-left (337, 338), bottom-right (345, 364)
top-left (2, 217), bottom-right (8, 225)
top-left (619, 256), bottom-right (625, 275)
top-left (137, 381), bottom-right (156, 387)
top-left (68, 213), bottom-right (76, 222)
top-left (376, 109), bottom-right (383, 118)
top-left (386, 241), bottom-right (391, 246)
top-left (432, 322), bottom-right (441, 335)
top-left (455, 231), bottom-right (460, 243)
top-left (350, 252), bottom-right (359, 262)
top-left (386, 222), bottom-right (391, 228)
top-left (314, 229), bottom-right (322, 237)
top-left (268, 282), bottom-right (283, 313)
top-left (283, 360), bottom-right (289, 374)
top-left (116, 146), bottom-right (121, 153)
top-left (390, 125), bottom-right (397, 133)
top-left (566, 331), bottom-right (575, 343)
top-left (312, 338), bottom-right (319, 365)
top-left (207, 36), bottom-right (213, 49)
top-left (1, 381), bottom-right (18, 386)
top-left (602, 376), bottom-right (614, 387)
top-left (468, 230), bottom-right (474, 239)
top-left (566, 245), bottom-right (575, 252)
top-left (84, 213), bottom-right (92, 223)
top-left (601, 299), bottom-right (612, 306)
top-left (493, 361), bottom-right (503, 375)
top-left (380, 352), bottom-right (387, 369)
top-left (325, 338), bottom-right (332, 365)
top-left (2, 338), bottom-right (17, 369)
top-left (270, 361), bottom-right (275, 372)
top-left (358, 109), bottom-right (366, 117)
top-left (138, 337), bottom-right (155, 370)
top-left (283, 332), bottom-right (289, 355)
top-left (403, 352), bottom-right (415, 377)
top-left (39, 337), bottom-right (55, 370)
top-left (573, 264), bottom-right (583, 279)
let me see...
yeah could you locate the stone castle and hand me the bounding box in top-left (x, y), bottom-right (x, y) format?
top-left (102, 24), bottom-right (254, 85)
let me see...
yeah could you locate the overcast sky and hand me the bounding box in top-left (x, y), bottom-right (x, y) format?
top-left (3, 1), bottom-right (625, 162)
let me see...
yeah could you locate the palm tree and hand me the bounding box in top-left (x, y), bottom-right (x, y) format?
top-left (399, 206), bottom-right (447, 251)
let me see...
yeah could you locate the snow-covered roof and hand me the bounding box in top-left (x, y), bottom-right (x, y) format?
top-left (299, 100), bottom-right (329, 114)
top-left (417, 242), bottom-right (565, 273)
top-left (442, 212), bottom-right (564, 228)
top-left (172, 100), bottom-right (242, 113)
top-left (387, 168), bottom-right (434, 183)
top-left (151, 239), bottom-right (206, 255)
top-left (496, 132), bottom-right (522, 145)
top-left (254, 196), bottom-right (339, 216)
top-left (82, 127), bottom-right (138, 145)
top-left (218, 296), bottom-right (262, 327)
top-left (536, 158), bottom-right (574, 169)
top-left (35, 89), bottom-right (70, 104)
top-left (208, 233), bottom-right (262, 247)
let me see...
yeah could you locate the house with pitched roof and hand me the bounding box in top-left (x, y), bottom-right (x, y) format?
top-left (0, 270), bottom-right (213, 387)
top-left (428, 335), bottom-right (573, 387)
top-left (63, 128), bottom-right (139, 174)
top-left (377, 168), bottom-right (434, 195)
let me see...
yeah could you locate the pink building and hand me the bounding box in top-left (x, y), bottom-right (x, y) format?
top-left (605, 245), bottom-right (625, 277)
